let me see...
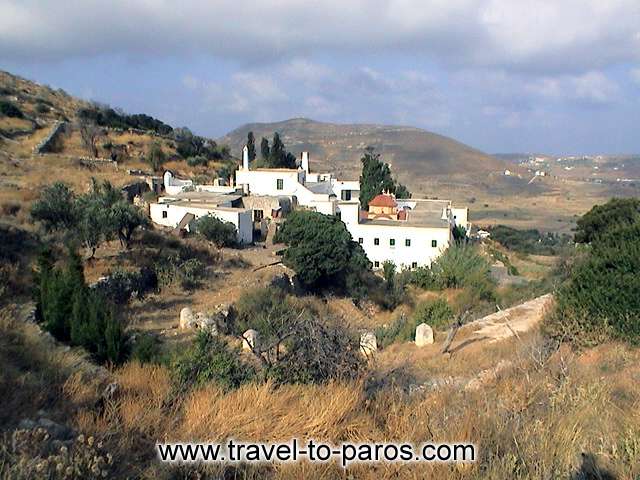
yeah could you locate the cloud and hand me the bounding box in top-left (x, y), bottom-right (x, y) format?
top-left (1, 0), bottom-right (639, 73)
top-left (526, 71), bottom-right (620, 105)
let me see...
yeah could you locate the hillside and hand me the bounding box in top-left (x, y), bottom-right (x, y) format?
top-left (220, 118), bottom-right (512, 183)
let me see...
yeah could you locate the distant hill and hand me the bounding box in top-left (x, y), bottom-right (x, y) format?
top-left (219, 118), bottom-right (514, 188)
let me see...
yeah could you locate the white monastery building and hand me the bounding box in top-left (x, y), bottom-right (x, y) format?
top-left (148, 145), bottom-right (469, 268)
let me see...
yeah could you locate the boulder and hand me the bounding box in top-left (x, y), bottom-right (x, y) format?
top-left (415, 323), bottom-right (434, 347)
top-left (195, 312), bottom-right (218, 335)
top-left (242, 329), bottom-right (258, 351)
top-left (179, 307), bottom-right (195, 329)
top-left (360, 331), bottom-right (377, 355)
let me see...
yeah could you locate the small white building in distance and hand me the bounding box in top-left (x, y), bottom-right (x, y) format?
top-left (339, 193), bottom-right (467, 269)
top-left (149, 190), bottom-right (253, 244)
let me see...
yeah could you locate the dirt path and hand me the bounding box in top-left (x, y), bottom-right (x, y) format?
top-left (463, 293), bottom-right (553, 343)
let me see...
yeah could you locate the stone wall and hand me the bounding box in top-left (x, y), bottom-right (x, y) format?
top-left (33, 121), bottom-right (67, 154)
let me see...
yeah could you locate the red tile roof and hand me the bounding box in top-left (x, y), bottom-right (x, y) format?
top-left (369, 194), bottom-right (397, 208)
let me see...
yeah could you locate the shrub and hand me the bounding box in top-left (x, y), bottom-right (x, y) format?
top-left (186, 155), bottom-right (208, 167)
top-left (195, 215), bottom-right (237, 248)
top-left (0, 100), bottom-right (24, 118)
top-left (546, 222), bottom-right (640, 346)
top-left (376, 298), bottom-right (453, 347)
top-left (232, 287), bottom-right (366, 384)
top-left (180, 258), bottom-right (206, 289)
top-left (35, 102), bottom-right (49, 114)
top-left (269, 314), bottom-right (366, 385)
top-left (154, 250), bottom-right (208, 291)
top-left (574, 198), bottom-right (640, 244)
top-left (145, 142), bottom-right (167, 172)
top-left (410, 265), bottom-right (437, 289)
top-left (77, 104), bottom-right (173, 135)
top-left (131, 332), bottom-right (162, 363)
top-left (99, 267), bottom-right (158, 304)
top-left (488, 225), bottom-right (571, 255)
top-left (36, 250), bottom-right (129, 364)
top-left (172, 331), bottom-right (254, 390)
top-left (413, 298), bottom-right (453, 330)
top-left (432, 243), bottom-right (493, 291)
top-left (30, 182), bottom-right (78, 232)
top-left (275, 210), bottom-right (371, 296)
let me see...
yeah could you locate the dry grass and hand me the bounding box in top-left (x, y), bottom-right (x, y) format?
top-left (2, 298), bottom-right (640, 479)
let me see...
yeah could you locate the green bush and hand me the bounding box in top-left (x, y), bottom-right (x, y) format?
top-left (411, 265), bottom-right (437, 289)
top-left (376, 298), bottom-right (452, 347)
top-left (574, 198), bottom-right (640, 244)
top-left (131, 332), bottom-right (162, 364)
top-left (488, 225), bottom-right (571, 255)
top-left (36, 250), bottom-right (129, 364)
top-left (413, 298), bottom-right (453, 330)
top-left (30, 182), bottom-right (79, 232)
top-left (275, 210), bottom-right (371, 297)
top-left (186, 155), bottom-right (209, 167)
top-left (195, 215), bottom-right (237, 248)
top-left (172, 331), bottom-right (254, 390)
top-left (154, 251), bottom-right (208, 290)
top-left (546, 221), bottom-right (640, 346)
top-left (0, 100), bottom-right (24, 118)
top-left (432, 243), bottom-right (492, 290)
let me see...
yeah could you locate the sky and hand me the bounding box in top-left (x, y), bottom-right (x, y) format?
top-left (1, 0), bottom-right (640, 155)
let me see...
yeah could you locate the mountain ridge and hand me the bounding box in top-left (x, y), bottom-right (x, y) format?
top-left (219, 117), bottom-right (513, 187)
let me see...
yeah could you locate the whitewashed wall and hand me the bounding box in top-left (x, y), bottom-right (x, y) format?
top-left (149, 203), bottom-right (252, 244)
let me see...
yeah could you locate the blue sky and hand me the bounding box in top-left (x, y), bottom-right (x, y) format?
top-left (1, 0), bottom-right (639, 154)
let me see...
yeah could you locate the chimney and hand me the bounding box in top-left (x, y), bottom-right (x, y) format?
top-left (301, 151), bottom-right (310, 173)
top-left (242, 145), bottom-right (249, 170)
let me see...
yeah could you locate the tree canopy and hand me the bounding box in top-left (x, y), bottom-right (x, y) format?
top-left (574, 198), bottom-right (640, 244)
top-left (255, 133), bottom-right (297, 169)
top-left (275, 210), bottom-right (371, 296)
top-left (547, 197), bottom-right (640, 346)
top-left (247, 131), bottom-right (256, 162)
top-left (358, 146), bottom-right (411, 208)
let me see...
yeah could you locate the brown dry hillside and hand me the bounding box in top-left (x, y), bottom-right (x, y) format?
top-left (219, 117), bottom-right (512, 183)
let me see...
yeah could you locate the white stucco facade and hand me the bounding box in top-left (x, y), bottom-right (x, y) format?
top-left (234, 151), bottom-right (359, 216)
top-left (338, 198), bottom-right (455, 269)
top-left (149, 199), bottom-right (253, 244)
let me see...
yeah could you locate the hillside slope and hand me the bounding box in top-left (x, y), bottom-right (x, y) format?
top-left (219, 118), bottom-right (512, 183)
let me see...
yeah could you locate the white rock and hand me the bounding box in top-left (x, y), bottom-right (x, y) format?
top-left (195, 312), bottom-right (218, 335)
top-left (360, 331), bottom-right (377, 355)
top-left (415, 323), bottom-right (434, 347)
top-left (242, 329), bottom-right (258, 351)
top-left (179, 307), bottom-right (195, 329)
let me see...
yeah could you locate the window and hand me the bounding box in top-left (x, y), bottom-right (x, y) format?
top-left (358, 237), bottom-right (363, 244)
top-left (276, 178), bottom-right (284, 190)
top-left (431, 240), bottom-right (438, 248)
top-left (412, 262), bottom-right (418, 269)
top-left (254, 209), bottom-right (263, 221)
top-left (374, 238), bottom-right (380, 246)
top-left (390, 238), bottom-right (395, 246)
top-left (405, 238), bottom-right (411, 247)
top-left (341, 189), bottom-right (351, 201)
top-left (374, 261), bottom-right (380, 268)
top-left (162, 210), bottom-right (168, 218)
